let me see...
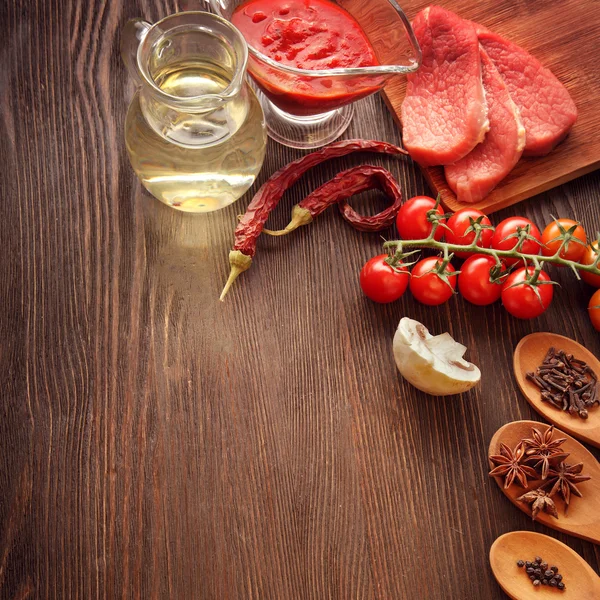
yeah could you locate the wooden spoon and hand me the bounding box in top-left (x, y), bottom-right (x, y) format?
top-left (514, 332), bottom-right (600, 448)
top-left (490, 531), bottom-right (600, 599)
top-left (489, 420), bottom-right (600, 544)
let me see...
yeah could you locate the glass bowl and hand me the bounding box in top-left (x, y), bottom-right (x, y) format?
top-left (210, 0), bottom-right (421, 149)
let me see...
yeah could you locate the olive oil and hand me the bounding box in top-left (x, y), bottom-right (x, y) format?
top-left (125, 61), bottom-right (266, 213)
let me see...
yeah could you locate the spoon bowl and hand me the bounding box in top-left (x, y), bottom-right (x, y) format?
top-left (490, 531), bottom-right (600, 599)
top-left (489, 420), bottom-right (600, 544)
top-left (514, 333), bottom-right (600, 448)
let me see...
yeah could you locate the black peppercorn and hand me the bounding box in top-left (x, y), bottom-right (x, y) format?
top-left (518, 556), bottom-right (566, 589)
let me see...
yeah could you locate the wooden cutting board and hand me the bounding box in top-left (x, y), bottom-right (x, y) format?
top-left (359, 0), bottom-right (600, 213)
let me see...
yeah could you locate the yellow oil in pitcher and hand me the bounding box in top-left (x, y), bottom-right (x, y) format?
top-left (122, 13), bottom-right (266, 213)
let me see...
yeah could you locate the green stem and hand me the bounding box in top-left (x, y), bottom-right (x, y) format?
top-left (529, 257), bottom-right (542, 285)
top-left (382, 238), bottom-right (600, 277)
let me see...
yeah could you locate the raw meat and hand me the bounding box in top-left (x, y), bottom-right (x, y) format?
top-left (444, 48), bottom-right (526, 203)
top-left (401, 6), bottom-right (489, 166)
top-left (476, 25), bottom-right (578, 156)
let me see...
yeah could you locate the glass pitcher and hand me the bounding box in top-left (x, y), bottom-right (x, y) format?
top-left (121, 11), bottom-right (267, 213)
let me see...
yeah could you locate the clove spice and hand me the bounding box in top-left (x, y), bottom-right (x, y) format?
top-left (526, 347), bottom-right (598, 419)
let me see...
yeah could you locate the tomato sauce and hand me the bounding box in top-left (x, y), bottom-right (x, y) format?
top-left (232, 0), bottom-right (380, 115)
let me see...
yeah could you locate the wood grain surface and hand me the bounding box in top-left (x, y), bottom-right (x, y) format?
top-left (377, 0), bottom-right (600, 214)
top-left (0, 1), bottom-right (599, 599)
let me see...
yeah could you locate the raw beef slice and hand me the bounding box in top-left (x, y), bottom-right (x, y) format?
top-left (401, 6), bottom-right (489, 167)
top-left (476, 26), bottom-right (578, 156)
top-left (445, 49), bottom-right (526, 203)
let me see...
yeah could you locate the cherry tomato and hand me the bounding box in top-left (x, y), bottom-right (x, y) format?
top-left (396, 196), bottom-right (445, 241)
top-left (501, 267), bottom-right (554, 319)
top-left (409, 257), bottom-right (457, 306)
top-left (458, 254), bottom-right (506, 306)
top-left (541, 218), bottom-right (587, 262)
top-left (581, 241), bottom-right (600, 288)
top-left (589, 289), bottom-right (600, 332)
top-left (445, 208), bottom-right (494, 259)
top-left (491, 217), bottom-right (542, 265)
top-left (360, 254), bottom-right (409, 303)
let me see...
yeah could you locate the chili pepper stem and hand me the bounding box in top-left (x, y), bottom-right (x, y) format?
top-left (263, 205), bottom-right (313, 236)
top-left (220, 250), bottom-right (253, 302)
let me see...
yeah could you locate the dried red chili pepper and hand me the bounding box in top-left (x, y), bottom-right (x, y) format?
top-left (263, 165), bottom-right (403, 237)
top-left (220, 139), bottom-right (407, 300)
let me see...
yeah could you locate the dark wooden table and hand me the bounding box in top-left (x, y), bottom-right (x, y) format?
top-left (1, 1), bottom-right (599, 598)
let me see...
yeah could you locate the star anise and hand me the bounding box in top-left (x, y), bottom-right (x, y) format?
top-left (517, 488), bottom-right (559, 521)
top-left (489, 442), bottom-right (538, 489)
top-left (522, 426), bottom-right (569, 480)
top-left (528, 452), bottom-right (570, 481)
top-left (541, 462), bottom-right (591, 513)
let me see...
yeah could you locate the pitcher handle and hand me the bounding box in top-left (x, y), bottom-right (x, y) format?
top-left (121, 18), bottom-right (152, 85)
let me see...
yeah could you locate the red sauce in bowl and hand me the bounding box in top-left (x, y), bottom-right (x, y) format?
top-left (232, 0), bottom-right (381, 115)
